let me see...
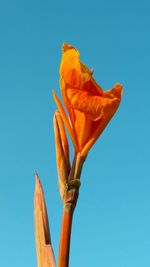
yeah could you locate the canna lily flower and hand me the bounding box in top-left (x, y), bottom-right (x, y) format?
top-left (53, 43), bottom-right (123, 158)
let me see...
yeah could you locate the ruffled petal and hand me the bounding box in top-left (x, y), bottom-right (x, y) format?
top-left (66, 87), bottom-right (120, 121)
top-left (80, 88), bottom-right (122, 158)
top-left (60, 44), bottom-right (92, 89)
top-left (60, 44), bottom-right (82, 88)
top-left (103, 83), bottom-right (123, 100)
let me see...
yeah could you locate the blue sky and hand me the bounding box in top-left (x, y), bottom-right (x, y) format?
top-left (0, 0), bottom-right (150, 266)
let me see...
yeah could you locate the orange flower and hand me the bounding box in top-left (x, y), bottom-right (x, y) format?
top-left (53, 43), bottom-right (123, 158)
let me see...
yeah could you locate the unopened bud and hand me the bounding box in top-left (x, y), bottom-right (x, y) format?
top-left (54, 111), bottom-right (70, 199)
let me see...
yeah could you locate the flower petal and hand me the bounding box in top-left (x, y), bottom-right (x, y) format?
top-left (66, 87), bottom-right (120, 121)
top-left (103, 83), bottom-right (123, 100)
top-left (81, 86), bottom-right (123, 157)
top-left (60, 44), bottom-right (94, 89)
top-left (60, 44), bottom-right (82, 88)
top-left (73, 109), bottom-right (92, 151)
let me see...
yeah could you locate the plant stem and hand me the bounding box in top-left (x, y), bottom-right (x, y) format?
top-left (58, 204), bottom-right (74, 267)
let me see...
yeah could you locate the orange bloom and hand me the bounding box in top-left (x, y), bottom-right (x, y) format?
top-left (53, 43), bottom-right (123, 158)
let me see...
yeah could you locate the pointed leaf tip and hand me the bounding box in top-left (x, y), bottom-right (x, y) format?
top-left (34, 173), bottom-right (42, 194)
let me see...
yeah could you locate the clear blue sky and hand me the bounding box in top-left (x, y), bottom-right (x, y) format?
top-left (0, 0), bottom-right (150, 266)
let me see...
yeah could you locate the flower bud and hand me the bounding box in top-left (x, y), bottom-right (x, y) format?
top-left (53, 111), bottom-right (70, 199)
